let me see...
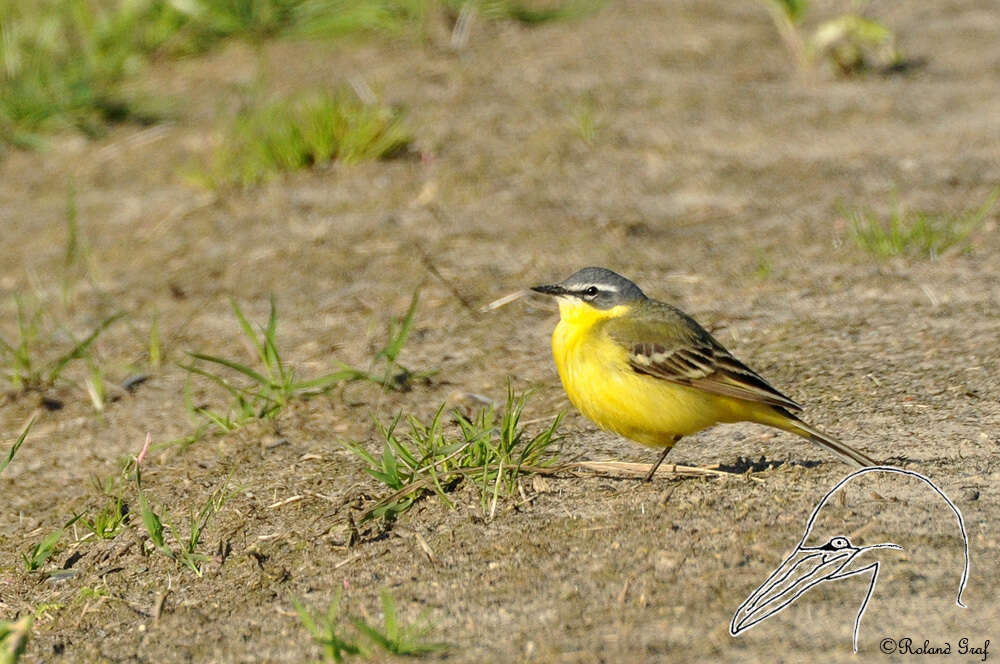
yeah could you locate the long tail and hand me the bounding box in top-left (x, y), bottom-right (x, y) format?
top-left (784, 416), bottom-right (878, 468)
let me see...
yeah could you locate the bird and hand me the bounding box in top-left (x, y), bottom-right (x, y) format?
top-left (530, 267), bottom-right (878, 479)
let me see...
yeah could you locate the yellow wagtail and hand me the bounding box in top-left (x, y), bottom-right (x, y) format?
top-left (531, 267), bottom-right (877, 479)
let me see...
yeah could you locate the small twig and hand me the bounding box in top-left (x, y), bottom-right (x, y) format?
top-left (414, 441), bottom-right (471, 475)
top-left (150, 192), bottom-right (216, 237)
top-left (450, 2), bottom-right (475, 50)
top-left (347, 74), bottom-right (377, 105)
top-left (413, 530), bottom-right (435, 562)
top-left (152, 589), bottom-right (169, 622)
top-left (396, 527), bottom-right (436, 563)
top-left (507, 491), bottom-right (540, 512)
top-left (256, 533), bottom-right (282, 541)
top-left (489, 458), bottom-right (503, 521)
top-left (847, 517), bottom-right (879, 543)
top-left (274, 605), bottom-right (299, 618)
top-left (417, 244), bottom-right (477, 312)
top-left (333, 552), bottom-right (365, 570)
top-left (572, 460), bottom-right (737, 479)
top-left (89, 125), bottom-right (173, 171)
top-left (920, 283), bottom-right (940, 307)
top-left (304, 491), bottom-right (337, 504)
top-left (268, 495), bottom-right (305, 509)
top-left (482, 289), bottom-right (527, 312)
top-left (618, 577), bottom-right (632, 606)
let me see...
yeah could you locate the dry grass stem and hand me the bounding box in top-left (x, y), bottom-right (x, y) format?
top-left (482, 290), bottom-right (527, 312)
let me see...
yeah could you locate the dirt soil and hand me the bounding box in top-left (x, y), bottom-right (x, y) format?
top-left (2, 1), bottom-right (1000, 662)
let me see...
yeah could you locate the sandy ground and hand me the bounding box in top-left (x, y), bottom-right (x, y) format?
top-left (1, 1), bottom-right (999, 662)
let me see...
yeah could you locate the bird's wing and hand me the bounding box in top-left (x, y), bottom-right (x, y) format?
top-left (607, 304), bottom-right (803, 413)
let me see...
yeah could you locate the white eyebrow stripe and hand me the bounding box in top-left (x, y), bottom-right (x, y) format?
top-left (569, 283), bottom-right (618, 293)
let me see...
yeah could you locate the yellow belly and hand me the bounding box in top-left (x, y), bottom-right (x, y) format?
top-left (552, 318), bottom-right (751, 448)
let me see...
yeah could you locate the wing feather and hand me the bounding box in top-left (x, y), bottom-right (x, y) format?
top-left (608, 306), bottom-right (802, 413)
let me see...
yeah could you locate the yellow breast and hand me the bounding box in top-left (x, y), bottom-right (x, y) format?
top-left (550, 300), bottom-right (741, 448)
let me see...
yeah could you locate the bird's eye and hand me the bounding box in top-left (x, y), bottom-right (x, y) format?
top-left (830, 537), bottom-right (850, 549)
top-left (583, 286), bottom-right (599, 299)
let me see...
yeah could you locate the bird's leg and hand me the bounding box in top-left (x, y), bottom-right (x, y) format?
top-left (644, 439), bottom-right (678, 481)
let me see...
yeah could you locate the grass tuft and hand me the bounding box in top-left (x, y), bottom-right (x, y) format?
top-left (0, 297), bottom-right (124, 394)
top-left (183, 292), bottom-right (427, 436)
top-left (475, 0), bottom-right (605, 25)
top-left (22, 514), bottom-right (82, 572)
top-left (182, 296), bottom-right (365, 433)
top-left (83, 472), bottom-right (129, 540)
top-left (759, 0), bottom-right (901, 75)
top-left (346, 385), bottom-right (563, 521)
top-left (295, 589), bottom-right (446, 662)
top-left (135, 462), bottom-right (233, 576)
top-left (294, 591), bottom-right (362, 663)
top-left (200, 88), bottom-right (412, 188)
top-left (0, 0), bottom-right (175, 146)
top-left (83, 491), bottom-right (128, 540)
top-left (849, 189), bottom-right (998, 259)
top-left (0, 615), bottom-right (32, 664)
top-left (0, 0), bottom-right (604, 149)
top-left (351, 590), bottom-right (447, 656)
top-left (359, 289), bottom-right (430, 392)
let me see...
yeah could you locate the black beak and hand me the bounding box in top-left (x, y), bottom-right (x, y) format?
top-left (531, 284), bottom-right (568, 296)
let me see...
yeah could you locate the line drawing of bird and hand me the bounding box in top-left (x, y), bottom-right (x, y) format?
top-left (730, 466), bottom-right (970, 652)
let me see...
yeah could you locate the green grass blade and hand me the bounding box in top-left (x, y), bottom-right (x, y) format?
top-left (180, 362), bottom-right (267, 403)
top-left (22, 513), bottom-right (80, 571)
top-left (197, 407), bottom-right (237, 433)
top-left (292, 597), bottom-right (319, 636)
top-left (972, 187), bottom-right (1000, 219)
top-left (0, 614), bottom-right (32, 663)
top-left (136, 467), bottom-right (167, 553)
top-left (184, 353), bottom-right (272, 389)
top-left (380, 590), bottom-right (398, 643)
top-left (1, 416), bottom-right (34, 475)
top-left (46, 312), bottom-right (125, 384)
top-left (0, 334), bottom-right (14, 356)
top-left (149, 311), bottom-right (161, 369)
top-left (293, 592), bottom-right (361, 663)
top-left (343, 440), bottom-right (379, 467)
top-left (350, 590), bottom-right (446, 656)
top-left (264, 295), bottom-right (281, 370)
top-left (289, 369), bottom-right (364, 393)
top-left (382, 442), bottom-right (401, 484)
top-left (378, 289), bottom-right (419, 363)
top-left (230, 298), bottom-right (266, 364)
top-left (351, 617), bottom-right (391, 652)
top-left (23, 529), bottom-right (63, 571)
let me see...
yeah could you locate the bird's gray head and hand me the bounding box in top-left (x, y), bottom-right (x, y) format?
top-left (531, 267), bottom-right (647, 310)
